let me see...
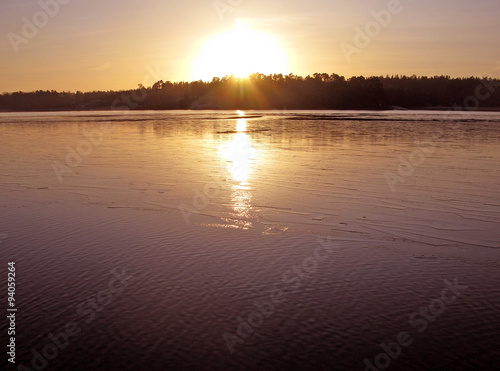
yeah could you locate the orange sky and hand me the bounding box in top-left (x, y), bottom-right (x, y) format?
top-left (1, 0), bottom-right (499, 93)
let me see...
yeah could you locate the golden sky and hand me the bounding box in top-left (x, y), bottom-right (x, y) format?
top-left (1, 0), bottom-right (499, 92)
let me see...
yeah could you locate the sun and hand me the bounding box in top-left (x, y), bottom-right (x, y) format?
top-left (192, 22), bottom-right (288, 81)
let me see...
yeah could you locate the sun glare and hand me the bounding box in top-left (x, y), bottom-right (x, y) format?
top-left (192, 22), bottom-right (288, 81)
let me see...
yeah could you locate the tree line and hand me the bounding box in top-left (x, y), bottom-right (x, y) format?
top-left (1, 73), bottom-right (499, 111)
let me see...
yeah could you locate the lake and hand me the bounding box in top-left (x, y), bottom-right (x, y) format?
top-left (0, 110), bottom-right (499, 370)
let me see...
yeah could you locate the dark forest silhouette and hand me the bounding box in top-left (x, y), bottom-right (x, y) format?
top-left (1, 73), bottom-right (499, 111)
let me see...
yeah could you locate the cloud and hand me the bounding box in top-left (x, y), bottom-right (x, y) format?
top-left (84, 62), bottom-right (112, 71)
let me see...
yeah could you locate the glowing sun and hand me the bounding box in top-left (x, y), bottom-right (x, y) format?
top-left (192, 22), bottom-right (288, 81)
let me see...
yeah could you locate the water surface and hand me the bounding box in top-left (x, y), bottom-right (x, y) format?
top-left (0, 110), bottom-right (499, 370)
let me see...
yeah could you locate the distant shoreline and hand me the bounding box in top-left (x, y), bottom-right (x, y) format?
top-left (1, 107), bottom-right (500, 113)
top-left (411, 107), bottom-right (500, 112)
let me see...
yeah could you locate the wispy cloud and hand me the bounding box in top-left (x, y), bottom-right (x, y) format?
top-left (84, 62), bottom-right (112, 71)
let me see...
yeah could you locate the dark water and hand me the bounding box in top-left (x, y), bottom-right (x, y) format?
top-left (0, 110), bottom-right (499, 370)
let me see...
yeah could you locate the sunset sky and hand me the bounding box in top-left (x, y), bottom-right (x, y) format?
top-left (1, 0), bottom-right (499, 92)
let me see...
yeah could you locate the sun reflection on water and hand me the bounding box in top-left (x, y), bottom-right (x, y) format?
top-left (218, 116), bottom-right (258, 229)
top-left (236, 118), bottom-right (247, 132)
top-left (219, 118), bottom-right (257, 183)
